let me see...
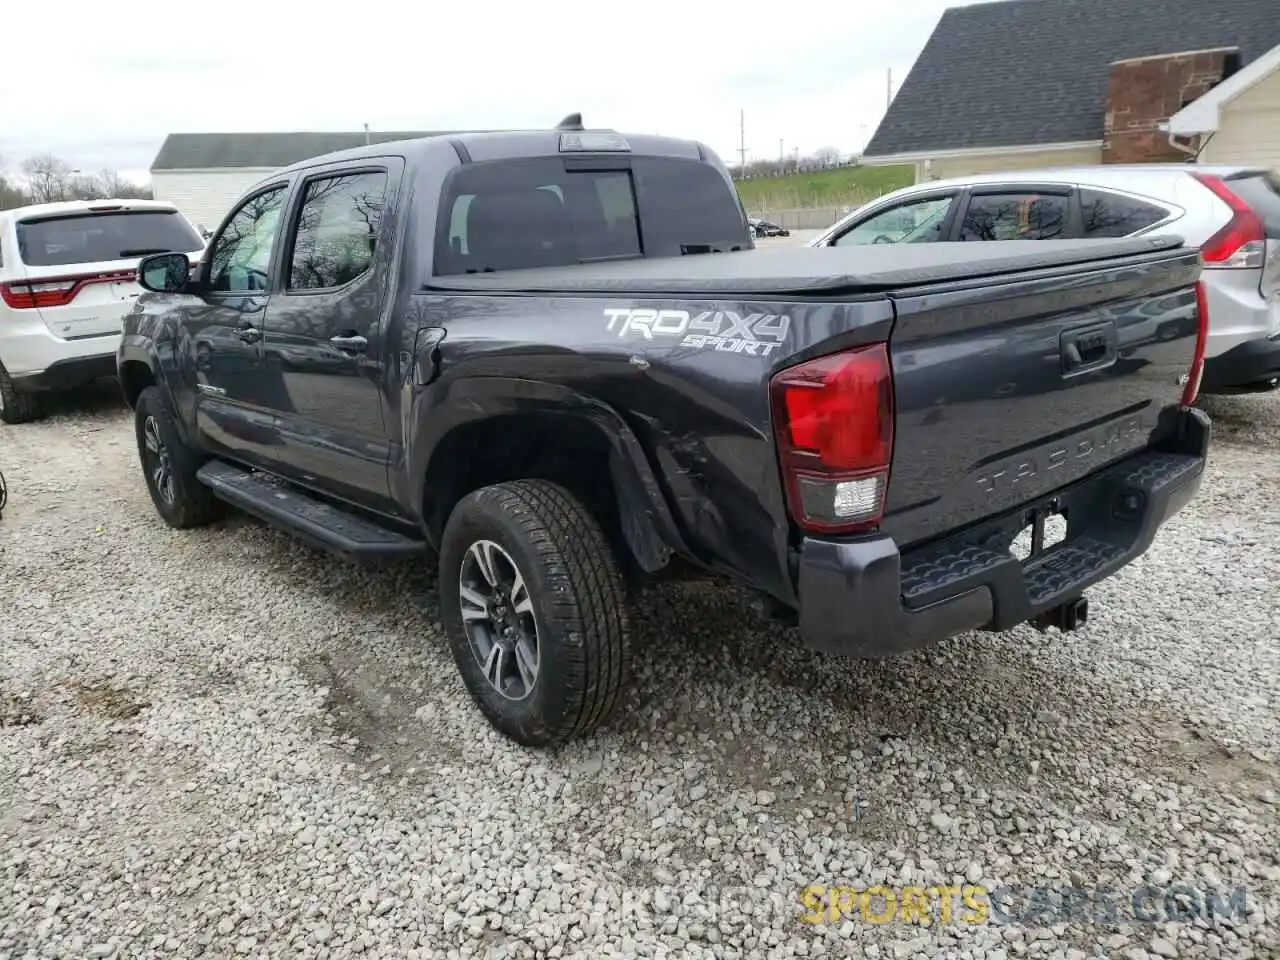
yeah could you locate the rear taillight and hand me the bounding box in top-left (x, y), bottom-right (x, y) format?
top-left (770, 342), bottom-right (894, 534)
top-left (1192, 173), bottom-right (1266, 269)
top-left (0, 269), bottom-right (136, 310)
top-left (1183, 280), bottom-right (1209, 406)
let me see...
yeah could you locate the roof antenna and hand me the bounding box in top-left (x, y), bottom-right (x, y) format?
top-left (556, 112), bottom-right (584, 131)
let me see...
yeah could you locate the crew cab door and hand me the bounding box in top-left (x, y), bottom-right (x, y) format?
top-left (258, 159), bottom-right (402, 511)
top-left (191, 181), bottom-right (292, 466)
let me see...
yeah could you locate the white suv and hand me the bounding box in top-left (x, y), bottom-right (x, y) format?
top-left (810, 164), bottom-right (1280, 396)
top-left (0, 198), bottom-right (206, 424)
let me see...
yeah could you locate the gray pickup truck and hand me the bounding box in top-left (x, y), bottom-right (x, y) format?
top-left (118, 118), bottom-right (1211, 746)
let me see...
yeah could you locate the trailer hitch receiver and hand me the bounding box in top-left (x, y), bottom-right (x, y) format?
top-left (1031, 596), bottom-right (1089, 633)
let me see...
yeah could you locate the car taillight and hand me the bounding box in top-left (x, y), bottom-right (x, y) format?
top-left (1192, 173), bottom-right (1266, 269)
top-left (770, 342), bottom-right (894, 534)
top-left (1183, 280), bottom-right (1209, 406)
top-left (0, 270), bottom-right (136, 310)
top-left (0, 280), bottom-right (80, 309)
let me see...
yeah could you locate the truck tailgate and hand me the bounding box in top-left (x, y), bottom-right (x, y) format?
top-left (881, 244), bottom-right (1203, 548)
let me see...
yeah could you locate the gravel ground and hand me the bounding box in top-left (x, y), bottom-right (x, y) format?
top-left (1, 384), bottom-right (1278, 960)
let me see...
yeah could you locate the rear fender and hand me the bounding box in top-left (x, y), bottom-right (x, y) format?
top-left (409, 377), bottom-right (691, 572)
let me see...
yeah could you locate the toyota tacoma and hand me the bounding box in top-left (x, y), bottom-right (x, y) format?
top-left (117, 117), bottom-right (1212, 747)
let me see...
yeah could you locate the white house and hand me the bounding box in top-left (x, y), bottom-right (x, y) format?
top-left (148, 130), bottom-right (450, 231)
top-left (861, 0), bottom-right (1280, 182)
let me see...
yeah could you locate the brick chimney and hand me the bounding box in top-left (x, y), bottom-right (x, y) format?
top-left (1102, 48), bottom-right (1237, 163)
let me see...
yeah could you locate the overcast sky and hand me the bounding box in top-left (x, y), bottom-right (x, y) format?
top-left (1, 0), bottom-right (979, 184)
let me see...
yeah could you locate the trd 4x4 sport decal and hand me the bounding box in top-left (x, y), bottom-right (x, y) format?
top-left (603, 307), bottom-right (791, 357)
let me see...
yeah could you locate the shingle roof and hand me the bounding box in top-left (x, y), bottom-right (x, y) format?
top-left (864, 0), bottom-right (1280, 158)
top-left (150, 131), bottom-right (464, 171)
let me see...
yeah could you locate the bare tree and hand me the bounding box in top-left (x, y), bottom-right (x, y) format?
top-left (94, 169), bottom-right (152, 200)
top-left (20, 153), bottom-right (74, 203)
top-left (0, 156), bottom-right (27, 210)
top-left (812, 146), bottom-right (843, 168)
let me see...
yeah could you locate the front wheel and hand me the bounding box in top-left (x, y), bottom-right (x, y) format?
top-left (439, 480), bottom-right (631, 747)
top-left (134, 386), bottom-right (226, 529)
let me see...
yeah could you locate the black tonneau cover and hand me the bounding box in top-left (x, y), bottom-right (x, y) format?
top-left (425, 235), bottom-right (1186, 297)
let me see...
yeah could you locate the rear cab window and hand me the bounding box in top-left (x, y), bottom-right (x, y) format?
top-left (433, 157), bottom-right (750, 274)
top-left (16, 209), bottom-right (205, 267)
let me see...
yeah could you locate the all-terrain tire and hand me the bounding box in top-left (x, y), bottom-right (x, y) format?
top-left (134, 386), bottom-right (226, 529)
top-left (439, 479), bottom-right (631, 747)
top-left (0, 361), bottom-right (41, 425)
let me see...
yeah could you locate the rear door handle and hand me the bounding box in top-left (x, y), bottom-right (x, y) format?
top-left (329, 334), bottom-right (368, 354)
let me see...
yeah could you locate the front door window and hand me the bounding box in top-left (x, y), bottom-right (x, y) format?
top-left (834, 196), bottom-right (956, 246)
top-left (208, 187), bottom-right (288, 292)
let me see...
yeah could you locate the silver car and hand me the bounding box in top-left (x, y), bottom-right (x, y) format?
top-left (809, 164), bottom-right (1280, 395)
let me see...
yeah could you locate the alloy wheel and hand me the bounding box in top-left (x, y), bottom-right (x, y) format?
top-left (142, 415), bottom-right (175, 505)
top-left (458, 539), bottom-right (540, 701)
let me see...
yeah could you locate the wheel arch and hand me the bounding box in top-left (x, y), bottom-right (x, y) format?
top-left (413, 380), bottom-right (691, 575)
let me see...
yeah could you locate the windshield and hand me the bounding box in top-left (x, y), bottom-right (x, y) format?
top-left (434, 156), bottom-right (751, 274)
top-left (16, 210), bottom-right (205, 267)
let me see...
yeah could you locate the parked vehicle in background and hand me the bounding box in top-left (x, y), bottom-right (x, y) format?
top-left (0, 199), bottom-right (206, 424)
top-left (810, 164), bottom-right (1280, 395)
top-left (749, 217), bottom-right (791, 238)
top-left (120, 121), bottom-right (1209, 749)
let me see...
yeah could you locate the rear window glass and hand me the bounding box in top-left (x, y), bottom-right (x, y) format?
top-left (434, 156), bottom-right (749, 274)
top-left (958, 193), bottom-right (1069, 241)
top-left (16, 210), bottom-right (204, 267)
top-left (1227, 171), bottom-right (1280, 235)
top-left (1079, 188), bottom-right (1169, 238)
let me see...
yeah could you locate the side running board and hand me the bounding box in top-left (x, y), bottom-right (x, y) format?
top-left (196, 460), bottom-right (426, 561)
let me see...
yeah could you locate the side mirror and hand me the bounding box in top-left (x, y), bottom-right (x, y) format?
top-left (138, 252), bottom-right (191, 293)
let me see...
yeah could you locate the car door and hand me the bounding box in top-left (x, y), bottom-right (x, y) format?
top-left (190, 181), bottom-right (292, 466)
top-left (948, 183), bottom-right (1080, 241)
top-left (824, 190), bottom-right (964, 247)
top-left (258, 160), bottom-right (401, 512)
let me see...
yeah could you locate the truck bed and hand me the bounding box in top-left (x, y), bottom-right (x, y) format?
top-left (424, 235), bottom-right (1187, 296)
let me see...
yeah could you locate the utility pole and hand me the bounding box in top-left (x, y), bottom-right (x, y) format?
top-left (778, 138), bottom-right (784, 162)
top-left (738, 110), bottom-right (748, 173)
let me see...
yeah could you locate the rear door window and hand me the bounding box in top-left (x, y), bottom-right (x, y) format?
top-left (1079, 188), bottom-right (1170, 238)
top-left (434, 156), bottom-right (748, 274)
top-left (958, 192), bottom-right (1070, 241)
top-left (287, 170), bottom-right (389, 290)
top-left (15, 210), bottom-right (205, 267)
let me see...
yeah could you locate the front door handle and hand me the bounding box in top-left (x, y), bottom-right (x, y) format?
top-left (329, 334), bottom-right (368, 354)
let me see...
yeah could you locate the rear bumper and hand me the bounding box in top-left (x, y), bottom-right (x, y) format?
top-left (796, 406), bottom-right (1210, 659)
top-left (0, 314), bottom-right (120, 385)
top-left (1200, 334), bottom-right (1280, 393)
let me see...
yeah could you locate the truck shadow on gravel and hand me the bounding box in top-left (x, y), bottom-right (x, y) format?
top-left (215, 509), bottom-right (1276, 858)
top-left (29, 378), bottom-right (127, 422)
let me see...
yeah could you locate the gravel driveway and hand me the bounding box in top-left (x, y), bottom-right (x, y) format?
top-left (1, 386), bottom-right (1278, 960)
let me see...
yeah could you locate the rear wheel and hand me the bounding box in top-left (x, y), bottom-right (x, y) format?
top-left (134, 386), bottom-right (225, 529)
top-left (0, 361), bottom-right (41, 425)
top-left (439, 479), bottom-right (631, 747)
